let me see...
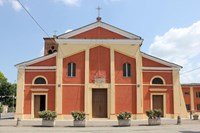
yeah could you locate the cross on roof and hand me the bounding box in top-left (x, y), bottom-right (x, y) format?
top-left (96, 6), bottom-right (102, 17)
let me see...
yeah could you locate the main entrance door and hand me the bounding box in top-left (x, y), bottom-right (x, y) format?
top-left (152, 95), bottom-right (164, 117)
top-left (92, 89), bottom-right (107, 118)
top-left (34, 95), bottom-right (46, 118)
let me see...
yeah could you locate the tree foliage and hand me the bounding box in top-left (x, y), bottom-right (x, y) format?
top-left (0, 71), bottom-right (16, 107)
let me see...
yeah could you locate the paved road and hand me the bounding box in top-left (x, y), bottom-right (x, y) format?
top-left (0, 124), bottom-right (199, 133)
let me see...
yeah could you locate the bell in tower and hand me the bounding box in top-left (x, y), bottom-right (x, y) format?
top-left (43, 37), bottom-right (58, 55)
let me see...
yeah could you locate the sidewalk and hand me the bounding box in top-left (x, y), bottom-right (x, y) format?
top-left (0, 118), bottom-right (199, 127)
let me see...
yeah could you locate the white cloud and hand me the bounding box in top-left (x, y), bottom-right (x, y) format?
top-left (40, 47), bottom-right (44, 56)
top-left (0, 0), bottom-right (28, 11)
top-left (149, 21), bottom-right (200, 83)
top-left (10, 0), bottom-right (22, 11)
top-left (56, 0), bottom-right (80, 6)
top-left (0, 0), bottom-right (5, 6)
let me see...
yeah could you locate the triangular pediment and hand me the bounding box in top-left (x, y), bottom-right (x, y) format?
top-left (58, 21), bottom-right (141, 39)
top-left (141, 52), bottom-right (182, 68)
top-left (15, 53), bottom-right (57, 68)
top-left (69, 27), bottom-right (128, 39)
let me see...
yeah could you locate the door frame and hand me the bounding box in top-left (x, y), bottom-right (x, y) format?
top-left (91, 88), bottom-right (109, 118)
top-left (31, 93), bottom-right (48, 119)
top-left (150, 93), bottom-right (166, 117)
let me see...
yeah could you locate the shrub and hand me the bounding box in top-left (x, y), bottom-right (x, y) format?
top-left (38, 110), bottom-right (57, 120)
top-left (154, 109), bottom-right (162, 118)
top-left (146, 109), bottom-right (162, 119)
top-left (0, 105), bottom-right (3, 113)
top-left (71, 111), bottom-right (86, 121)
top-left (117, 112), bottom-right (131, 120)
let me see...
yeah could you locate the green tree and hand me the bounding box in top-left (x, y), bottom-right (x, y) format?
top-left (0, 71), bottom-right (16, 109)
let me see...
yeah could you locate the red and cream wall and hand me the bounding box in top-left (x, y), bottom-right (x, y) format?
top-left (16, 55), bottom-right (56, 119)
top-left (15, 43), bottom-right (188, 119)
top-left (54, 43), bottom-right (142, 119)
top-left (15, 22), bottom-right (188, 119)
top-left (182, 84), bottom-right (200, 114)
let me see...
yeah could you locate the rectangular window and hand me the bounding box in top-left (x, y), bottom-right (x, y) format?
top-left (196, 92), bottom-right (200, 98)
top-left (197, 104), bottom-right (200, 110)
top-left (68, 63), bottom-right (71, 77)
top-left (68, 62), bottom-right (76, 77)
top-left (127, 63), bottom-right (131, 77)
top-left (72, 63), bottom-right (76, 77)
top-left (184, 92), bottom-right (190, 95)
top-left (123, 63), bottom-right (131, 77)
top-left (186, 104), bottom-right (190, 111)
top-left (123, 64), bottom-right (126, 77)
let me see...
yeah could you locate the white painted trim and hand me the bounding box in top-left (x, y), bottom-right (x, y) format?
top-left (32, 75), bottom-right (48, 85)
top-left (149, 88), bottom-right (167, 92)
top-left (16, 53), bottom-right (57, 68)
top-left (143, 71), bottom-right (172, 73)
top-left (31, 89), bottom-right (49, 92)
top-left (142, 67), bottom-right (179, 71)
top-left (55, 39), bottom-right (142, 45)
top-left (143, 84), bottom-right (173, 87)
top-left (58, 21), bottom-right (141, 39)
top-left (25, 84), bottom-right (56, 86)
top-left (31, 93), bottom-right (48, 119)
top-left (25, 66), bottom-right (56, 69)
top-left (25, 70), bottom-right (56, 72)
top-left (150, 76), bottom-right (166, 85)
top-left (142, 53), bottom-right (182, 69)
top-left (150, 93), bottom-right (166, 117)
top-left (91, 88), bottom-right (109, 118)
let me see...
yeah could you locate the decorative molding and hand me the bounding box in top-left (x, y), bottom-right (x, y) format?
top-left (25, 84), bottom-right (56, 86)
top-left (31, 93), bottom-right (48, 119)
top-left (142, 71), bottom-right (172, 73)
top-left (15, 53), bottom-right (57, 68)
top-left (150, 93), bottom-right (166, 117)
top-left (25, 66), bottom-right (56, 70)
top-left (150, 75), bottom-right (166, 85)
top-left (149, 88), bottom-right (167, 92)
top-left (142, 67), bottom-right (179, 71)
top-left (55, 39), bottom-right (143, 45)
top-left (142, 53), bottom-right (182, 69)
top-left (31, 89), bottom-right (49, 92)
top-left (32, 75), bottom-right (48, 85)
top-left (25, 70), bottom-right (56, 72)
top-left (57, 21), bottom-right (142, 39)
top-left (143, 84), bottom-right (173, 87)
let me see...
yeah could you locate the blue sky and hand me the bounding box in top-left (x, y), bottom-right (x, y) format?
top-left (0, 0), bottom-right (200, 83)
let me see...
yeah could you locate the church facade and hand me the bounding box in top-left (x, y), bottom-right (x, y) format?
top-left (15, 18), bottom-right (188, 119)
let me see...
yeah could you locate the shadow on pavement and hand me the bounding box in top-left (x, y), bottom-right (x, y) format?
top-left (180, 131), bottom-right (200, 133)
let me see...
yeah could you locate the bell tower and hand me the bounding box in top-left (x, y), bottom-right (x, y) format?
top-left (43, 37), bottom-right (58, 55)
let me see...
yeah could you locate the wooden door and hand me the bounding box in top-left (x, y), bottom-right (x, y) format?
top-left (34, 95), bottom-right (46, 118)
top-left (153, 95), bottom-right (164, 117)
top-left (34, 95), bottom-right (40, 118)
top-left (92, 89), bottom-right (107, 118)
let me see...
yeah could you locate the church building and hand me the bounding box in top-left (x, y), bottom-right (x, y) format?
top-left (15, 17), bottom-right (188, 120)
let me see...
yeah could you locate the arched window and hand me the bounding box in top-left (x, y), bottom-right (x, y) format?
top-left (34, 77), bottom-right (47, 84)
top-left (152, 77), bottom-right (164, 85)
top-left (68, 62), bottom-right (76, 77)
top-left (123, 63), bottom-right (131, 77)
